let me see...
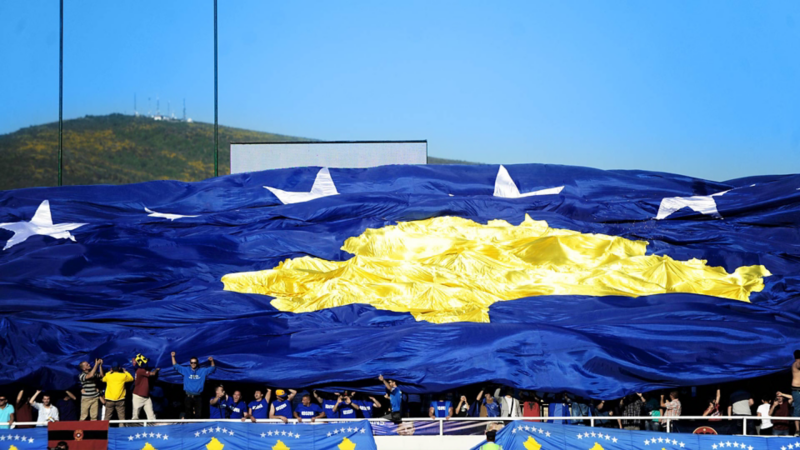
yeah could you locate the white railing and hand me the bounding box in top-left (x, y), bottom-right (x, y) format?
top-left (8, 415), bottom-right (787, 437)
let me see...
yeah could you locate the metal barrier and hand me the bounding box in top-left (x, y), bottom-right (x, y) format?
top-left (7, 415), bottom-right (786, 437)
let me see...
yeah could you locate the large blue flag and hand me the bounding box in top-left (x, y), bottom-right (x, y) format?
top-left (1, 164), bottom-right (799, 397)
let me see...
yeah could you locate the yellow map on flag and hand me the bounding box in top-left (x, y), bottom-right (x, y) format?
top-left (223, 215), bottom-right (770, 323)
top-left (338, 437), bottom-right (356, 450)
top-left (524, 436), bottom-right (542, 450)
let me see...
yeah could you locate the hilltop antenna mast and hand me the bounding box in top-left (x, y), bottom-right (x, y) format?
top-left (168, 100), bottom-right (171, 118)
top-left (183, 98), bottom-right (186, 121)
top-left (148, 97), bottom-right (151, 116)
top-left (156, 96), bottom-right (160, 116)
top-left (134, 93), bottom-right (138, 116)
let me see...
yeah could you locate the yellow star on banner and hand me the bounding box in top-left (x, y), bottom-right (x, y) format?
top-left (206, 437), bottom-right (224, 450)
top-left (524, 436), bottom-right (542, 450)
top-left (590, 443), bottom-right (605, 450)
top-left (141, 443), bottom-right (157, 450)
top-left (272, 440), bottom-right (290, 450)
top-left (338, 437), bottom-right (356, 450)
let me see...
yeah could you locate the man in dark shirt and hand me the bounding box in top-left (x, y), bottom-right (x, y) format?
top-left (14, 390), bottom-right (34, 429)
top-left (131, 355), bottom-right (160, 422)
top-left (771, 391), bottom-right (793, 436)
top-left (55, 391), bottom-right (78, 422)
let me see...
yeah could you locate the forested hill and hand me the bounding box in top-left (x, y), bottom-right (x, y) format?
top-left (0, 114), bottom-right (477, 190)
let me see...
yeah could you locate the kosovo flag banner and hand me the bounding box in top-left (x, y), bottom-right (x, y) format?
top-left (697, 434), bottom-right (770, 450)
top-left (472, 422), bottom-right (788, 450)
top-left (1, 164), bottom-right (799, 397)
top-left (107, 420), bottom-right (376, 450)
top-left (0, 428), bottom-right (46, 450)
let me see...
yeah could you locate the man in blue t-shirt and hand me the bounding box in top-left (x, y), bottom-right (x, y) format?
top-left (227, 390), bottom-right (247, 421)
top-left (248, 388), bottom-right (271, 422)
top-left (313, 390), bottom-right (340, 419)
top-left (171, 352), bottom-right (216, 419)
top-left (429, 395), bottom-right (453, 419)
top-left (477, 389), bottom-right (500, 417)
top-left (209, 385), bottom-right (230, 419)
top-left (294, 394), bottom-right (325, 423)
top-left (379, 374), bottom-right (403, 424)
top-left (269, 389), bottom-right (297, 424)
top-left (334, 393), bottom-right (358, 419)
top-left (352, 393), bottom-right (381, 419)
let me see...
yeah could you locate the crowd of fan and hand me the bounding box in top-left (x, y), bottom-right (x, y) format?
top-left (0, 350), bottom-right (798, 438)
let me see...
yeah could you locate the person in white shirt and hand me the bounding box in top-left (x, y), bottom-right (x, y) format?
top-left (757, 396), bottom-right (773, 435)
top-left (29, 390), bottom-right (59, 426)
top-left (495, 387), bottom-right (522, 417)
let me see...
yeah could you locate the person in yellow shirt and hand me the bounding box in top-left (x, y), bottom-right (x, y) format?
top-left (102, 362), bottom-right (134, 421)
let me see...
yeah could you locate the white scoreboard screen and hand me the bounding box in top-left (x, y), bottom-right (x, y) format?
top-left (229, 140), bottom-right (427, 173)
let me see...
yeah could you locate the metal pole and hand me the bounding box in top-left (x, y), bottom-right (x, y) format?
top-left (742, 418), bottom-right (747, 436)
top-left (213, 0), bottom-right (219, 177)
top-left (58, 0), bottom-right (63, 186)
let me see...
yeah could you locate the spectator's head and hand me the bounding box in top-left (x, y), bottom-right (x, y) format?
top-left (79, 361), bottom-right (91, 372)
top-left (189, 357), bottom-right (200, 368)
top-left (761, 395), bottom-right (772, 404)
top-left (669, 390), bottom-right (679, 400)
top-left (0, 395), bottom-right (7, 407)
top-left (486, 430), bottom-right (497, 442)
top-left (484, 392), bottom-right (494, 403)
top-left (215, 385), bottom-right (225, 397)
top-left (42, 394), bottom-right (51, 406)
top-left (275, 389), bottom-right (287, 399)
top-left (233, 391), bottom-right (241, 402)
top-left (55, 441), bottom-right (69, 450)
top-left (775, 392), bottom-right (784, 404)
top-left (794, 349), bottom-right (800, 360)
top-left (708, 395), bottom-right (718, 407)
top-left (254, 389), bottom-right (263, 401)
top-left (111, 362), bottom-right (122, 373)
top-left (302, 394), bottom-right (311, 406)
top-left (386, 379), bottom-right (397, 389)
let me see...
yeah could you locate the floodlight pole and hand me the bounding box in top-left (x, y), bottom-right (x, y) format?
top-left (213, 0), bottom-right (219, 177)
top-left (58, 0), bottom-right (63, 186)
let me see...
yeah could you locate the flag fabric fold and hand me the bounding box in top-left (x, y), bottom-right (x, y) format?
top-left (0, 164), bottom-right (799, 397)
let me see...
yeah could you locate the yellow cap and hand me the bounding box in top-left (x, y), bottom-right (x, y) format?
top-left (275, 389), bottom-right (286, 396)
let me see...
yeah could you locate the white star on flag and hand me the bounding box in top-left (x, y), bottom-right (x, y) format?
top-left (712, 445), bottom-right (718, 449)
top-left (201, 429), bottom-right (207, 434)
top-left (333, 429), bottom-right (339, 434)
top-left (546, 432), bottom-right (551, 437)
top-left (578, 434), bottom-right (583, 439)
top-left (260, 433), bottom-right (266, 438)
top-left (267, 431), bottom-right (273, 437)
top-left (156, 433), bottom-right (161, 439)
top-left (28, 438), bottom-right (34, 443)
top-left (360, 429), bottom-right (366, 434)
top-left (136, 434), bottom-right (142, 438)
top-left (327, 432), bottom-right (332, 437)
top-left (672, 439), bottom-right (678, 445)
top-left (644, 440), bottom-right (650, 445)
top-left (513, 429), bottom-right (518, 434)
top-left (0, 200), bottom-right (86, 250)
top-left (347, 427), bottom-right (353, 432)
top-left (612, 437), bottom-right (618, 443)
top-left (128, 436), bottom-right (134, 441)
top-left (164, 435), bottom-right (169, 440)
top-left (656, 190), bottom-right (729, 220)
top-left (294, 433), bottom-right (300, 438)
top-left (265, 167), bottom-right (339, 204)
top-left (493, 165), bottom-right (564, 198)
top-left (144, 207), bottom-right (199, 221)
top-left (340, 428), bottom-right (346, 433)
top-left (679, 443), bottom-right (685, 448)
top-left (229, 431), bottom-right (234, 436)
top-left (221, 428), bottom-right (227, 434)
top-left (215, 427), bottom-right (221, 433)
top-left (605, 434), bottom-right (611, 440)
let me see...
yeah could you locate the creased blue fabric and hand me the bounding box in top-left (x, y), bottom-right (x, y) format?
top-left (0, 164), bottom-right (798, 398)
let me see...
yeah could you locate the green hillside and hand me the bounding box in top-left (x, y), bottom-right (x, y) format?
top-left (0, 114), bottom-right (478, 190)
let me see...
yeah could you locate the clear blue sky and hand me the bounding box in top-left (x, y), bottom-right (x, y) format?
top-left (2, 0), bottom-right (799, 181)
